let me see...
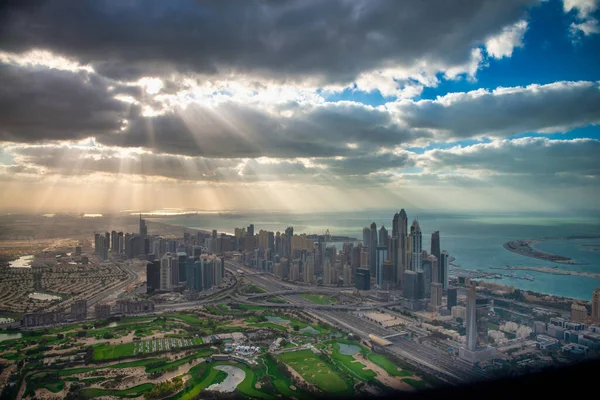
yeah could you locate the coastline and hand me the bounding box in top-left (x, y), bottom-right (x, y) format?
top-left (503, 239), bottom-right (582, 264)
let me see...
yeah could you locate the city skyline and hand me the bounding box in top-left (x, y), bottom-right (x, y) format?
top-left (1, 0), bottom-right (599, 213)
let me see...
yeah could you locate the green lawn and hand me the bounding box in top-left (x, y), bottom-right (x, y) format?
top-left (93, 342), bottom-right (134, 360)
top-left (170, 313), bottom-right (205, 326)
top-left (328, 342), bottom-right (376, 382)
top-left (488, 322), bottom-right (500, 331)
top-left (40, 381), bottom-right (64, 393)
top-left (248, 322), bottom-right (288, 331)
top-left (59, 357), bottom-right (172, 377)
top-left (404, 378), bottom-right (428, 390)
top-left (299, 294), bottom-right (338, 305)
top-left (266, 296), bottom-right (288, 304)
top-left (167, 363), bottom-right (226, 400)
top-left (245, 285), bottom-right (267, 294)
top-left (80, 383), bottom-right (154, 399)
top-left (278, 349), bottom-right (351, 394)
top-left (145, 349), bottom-right (212, 373)
top-left (236, 363), bottom-right (275, 399)
top-left (367, 353), bottom-right (412, 377)
top-left (262, 356), bottom-right (313, 400)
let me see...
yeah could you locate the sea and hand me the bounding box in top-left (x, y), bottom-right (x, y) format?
top-left (147, 210), bottom-right (600, 301)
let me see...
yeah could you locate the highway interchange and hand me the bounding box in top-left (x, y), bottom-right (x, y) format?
top-left (222, 260), bottom-right (490, 386)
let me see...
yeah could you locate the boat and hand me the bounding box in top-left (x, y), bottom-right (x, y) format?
top-left (523, 275), bottom-right (535, 281)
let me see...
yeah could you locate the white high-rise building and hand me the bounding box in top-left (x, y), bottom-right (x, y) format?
top-left (160, 253), bottom-right (172, 291)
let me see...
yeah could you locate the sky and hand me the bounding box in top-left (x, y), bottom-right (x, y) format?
top-left (0, 0), bottom-right (599, 214)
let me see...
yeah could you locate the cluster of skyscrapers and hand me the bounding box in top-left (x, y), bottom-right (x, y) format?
top-left (232, 210), bottom-right (450, 305)
top-left (94, 215), bottom-right (225, 294)
top-left (145, 252), bottom-right (224, 293)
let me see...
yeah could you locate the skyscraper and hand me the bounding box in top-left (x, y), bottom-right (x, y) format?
top-left (466, 282), bottom-right (478, 351)
top-left (355, 268), bottom-right (370, 290)
top-left (431, 231), bottom-right (440, 271)
top-left (440, 251), bottom-right (449, 289)
top-left (427, 254), bottom-right (439, 284)
top-left (399, 209), bottom-right (408, 283)
top-left (323, 259), bottom-right (332, 285)
top-left (447, 287), bottom-right (458, 309)
top-left (378, 225), bottom-right (388, 248)
top-left (403, 270), bottom-right (418, 301)
top-left (170, 253), bottom-right (179, 286)
top-left (376, 246), bottom-right (388, 286)
top-left (139, 214), bottom-right (147, 241)
top-left (592, 287), bottom-right (600, 324)
top-left (410, 220), bottom-right (422, 271)
top-left (362, 227), bottom-right (371, 246)
top-left (177, 252), bottom-right (187, 282)
top-left (303, 256), bottom-right (314, 283)
top-left (430, 282), bottom-right (443, 308)
top-left (160, 253), bottom-right (172, 291)
top-left (247, 224), bottom-right (254, 237)
top-left (370, 222), bottom-right (377, 276)
top-left (343, 263), bottom-right (352, 286)
top-left (147, 259), bottom-right (161, 294)
top-left (392, 212), bottom-right (400, 285)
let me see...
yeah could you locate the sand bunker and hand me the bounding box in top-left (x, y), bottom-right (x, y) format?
top-left (206, 365), bottom-right (246, 393)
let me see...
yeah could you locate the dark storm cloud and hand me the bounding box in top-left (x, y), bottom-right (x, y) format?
top-left (99, 101), bottom-right (423, 158)
top-left (394, 81), bottom-right (600, 139)
top-left (0, 0), bottom-right (539, 82)
top-left (0, 63), bottom-right (136, 142)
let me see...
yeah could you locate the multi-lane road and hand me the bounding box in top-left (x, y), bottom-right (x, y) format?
top-left (225, 260), bottom-right (489, 386)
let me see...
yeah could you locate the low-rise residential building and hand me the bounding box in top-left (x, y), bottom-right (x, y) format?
top-left (21, 311), bottom-right (66, 327)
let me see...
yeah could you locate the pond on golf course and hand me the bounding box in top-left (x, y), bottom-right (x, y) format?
top-left (0, 333), bottom-right (22, 343)
top-left (299, 326), bottom-right (320, 334)
top-left (337, 342), bottom-right (361, 356)
top-left (266, 316), bottom-right (290, 325)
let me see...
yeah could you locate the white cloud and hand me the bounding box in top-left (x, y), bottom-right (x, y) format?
top-left (570, 19), bottom-right (600, 36)
top-left (564, 0), bottom-right (600, 39)
top-left (564, 0), bottom-right (598, 17)
top-left (485, 20), bottom-right (529, 59)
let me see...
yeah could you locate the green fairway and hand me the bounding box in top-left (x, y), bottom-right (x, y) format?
top-left (299, 294), bottom-right (338, 305)
top-left (80, 383), bottom-right (154, 399)
top-left (93, 342), bottom-right (134, 360)
top-left (39, 381), bottom-right (64, 393)
top-left (367, 353), bottom-right (412, 377)
top-left (262, 356), bottom-right (313, 400)
top-left (328, 342), bottom-right (375, 382)
top-left (145, 349), bottom-right (213, 373)
top-left (59, 357), bottom-right (172, 377)
top-left (247, 322), bottom-right (288, 331)
top-left (167, 363), bottom-right (226, 400)
top-left (171, 313), bottom-right (205, 325)
top-left (279, 349), bottom-right (351, 394)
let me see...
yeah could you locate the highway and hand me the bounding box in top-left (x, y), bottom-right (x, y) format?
top-left (226, 260), bottom-right (489, 385)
